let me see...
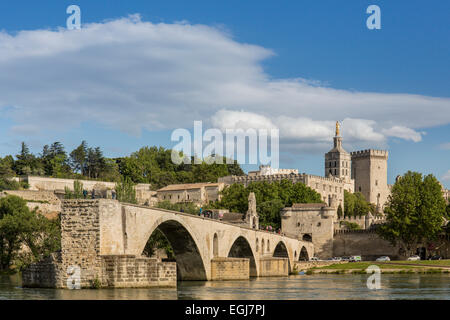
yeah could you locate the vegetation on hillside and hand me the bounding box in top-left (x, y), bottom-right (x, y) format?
top-left (0, 142), bottom-right (244, 190)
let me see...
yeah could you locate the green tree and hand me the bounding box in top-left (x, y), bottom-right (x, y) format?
top-left (64, 180), bottom-right (84, 199)
top-left (0, 195), bottom-right (60, 271)
top-left (69, 141), bottom-right (88, 175)
top-left (344, 190), bottom-right (370, 217)
top-left (212, 180), bottom-right (323, 229)
top-left (115, 177), bottom-right (137, 204)
top-left (378, 171), bottom-right (447, 256)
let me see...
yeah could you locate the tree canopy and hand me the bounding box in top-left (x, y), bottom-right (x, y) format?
top-left (0, 142), bottom-right (244, 191)
top-left (378, 171), bottom-right (447, 256)
top-left (0, 195), bottom-right (60, 271)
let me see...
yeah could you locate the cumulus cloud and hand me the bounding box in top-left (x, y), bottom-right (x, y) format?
top-left (381, 126), bottom-right (423, 142)
top-left (0, 15), bottom-right (449, 152)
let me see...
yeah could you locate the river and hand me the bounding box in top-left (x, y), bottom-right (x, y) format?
top-left (0, 274), bottom-right (449, 300)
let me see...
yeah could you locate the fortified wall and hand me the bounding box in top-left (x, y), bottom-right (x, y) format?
top-left (332, 230), bottom-right (402, 260)
top-left (22, 200), bottom-right (176, 288)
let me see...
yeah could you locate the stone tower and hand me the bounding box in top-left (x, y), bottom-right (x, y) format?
top-left (246, 192), bottom-right (259, 229)
top-left (325, 121), bottom-right (352, 182)
top-left (351, 149), bottom-right (389, 213)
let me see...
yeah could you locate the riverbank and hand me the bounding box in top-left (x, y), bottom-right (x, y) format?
top-left (306, 260), bottom-right (450, 274)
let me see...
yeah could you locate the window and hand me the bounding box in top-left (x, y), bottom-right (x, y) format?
top-left (317, 222), bottom-right (321, 227)
top-left (359, 186), bottom-right (361, 192)
top-left (375, 180), bottom-right (378, 186)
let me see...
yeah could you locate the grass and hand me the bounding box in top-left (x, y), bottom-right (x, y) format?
top-left (383, 260), bottom-right (450, 267)
top-left (310, 262), bottom-right (422, 271)
top-left (305, 260), bottom-right (450, 275)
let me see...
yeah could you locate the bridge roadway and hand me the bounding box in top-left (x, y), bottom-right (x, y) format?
top-left (98, 200), bottom-right (314, 280)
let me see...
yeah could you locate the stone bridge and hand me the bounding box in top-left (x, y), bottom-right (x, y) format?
top-left (23, 199), bottom-right (314, 288)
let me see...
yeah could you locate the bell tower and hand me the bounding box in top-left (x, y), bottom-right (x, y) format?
top-left (324, 121), bottom-right (352, 182)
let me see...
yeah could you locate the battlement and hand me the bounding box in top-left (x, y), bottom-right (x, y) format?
top-left (350, 149), bottom-right (388, 159)
top-left (219, 172), bottom-right (346, 185)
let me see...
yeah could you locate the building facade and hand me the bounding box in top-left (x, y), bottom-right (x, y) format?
top-left (156, 182), bottom-right (224, 206)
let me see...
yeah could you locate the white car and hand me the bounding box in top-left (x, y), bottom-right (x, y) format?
top-left (376, 256), bottom-right (390, 262)
top-left (407, 255), bottom-right (421, 261)
top-left (332, 257), bottom-right (342, 261)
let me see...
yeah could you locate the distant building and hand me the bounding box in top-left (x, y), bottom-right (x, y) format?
top-left (156, 182), bottom-right (224, 206)
top-left (248, 165), bottom-right (298, 176)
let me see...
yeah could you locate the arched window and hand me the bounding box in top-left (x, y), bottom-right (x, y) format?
top-left (256, 238), bottom-right (259, 252)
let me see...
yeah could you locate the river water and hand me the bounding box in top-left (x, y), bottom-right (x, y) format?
top-left (0, 274), bottom-right (449, 300)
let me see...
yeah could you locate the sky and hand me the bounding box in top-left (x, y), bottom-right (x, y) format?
top-left (0, 0), bottom-right (449, 187)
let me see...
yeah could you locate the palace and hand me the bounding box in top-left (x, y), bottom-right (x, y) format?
top-left (219, 121), bottom-right (391, 213)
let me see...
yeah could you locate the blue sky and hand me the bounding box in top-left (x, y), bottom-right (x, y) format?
top-left (0, 0), bottom-right (449, 187)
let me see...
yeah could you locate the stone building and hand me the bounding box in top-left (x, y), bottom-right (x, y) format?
top-left (351, 149), bottom-right (390, 212)
top-left (280, 202), bottom-right (337, 259)
top-left (156, 182), bottom-right (224, 206)
top-left (248, 165), bottom-right (298, 176)
top-left (324, 121), bottom-right (354, 194)
top-left (219, 173), bottom-right (345, 210)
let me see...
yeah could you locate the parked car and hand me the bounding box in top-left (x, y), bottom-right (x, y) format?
top-left (376, 256), bottom-right (390, 262)
top-left (340, 256), bottom-right (350, 261)
top-left (407, 255), bottom-right (421, 261)
top-left (310, 257), bottom-right (320, 261)
top-left (349, 255), bottom-right (362, 262)
top-left (332, 257), bottom-right (342, 261)
top-left (429, 255), bottom-right (442, 260)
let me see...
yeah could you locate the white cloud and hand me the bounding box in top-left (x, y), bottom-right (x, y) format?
top-left (381, 126), bottom-right (423, 142)
top-left (0, 15), bottom-right (449, 152)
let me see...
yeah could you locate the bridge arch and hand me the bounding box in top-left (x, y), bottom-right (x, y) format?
top-left (142, 218), bottom-right (207, 281)
top-left (227, 236), bottom-right (258, 277)
top-left (273, 240), bottom-right (292, 272)
top-left (299, 246), bottom-right (309, 261)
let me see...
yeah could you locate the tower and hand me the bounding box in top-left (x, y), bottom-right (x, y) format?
top-left (324, 121), bottom-right (352, 181)
top-left (246, 192), bottom-right (259, 229)
top-left (351, 149), bottom-right (389, 213)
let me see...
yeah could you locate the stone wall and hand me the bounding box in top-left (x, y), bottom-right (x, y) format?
top-left (0, 190), bottom-right (61, 218)
top-left (258, 257), bottom-right (289, 277)
top-left (101, 255), bottom-right (176, 287)
top-left (333, 230), bottom-right (401, 260)
top-left (210, 257), bottom-right (250, 280)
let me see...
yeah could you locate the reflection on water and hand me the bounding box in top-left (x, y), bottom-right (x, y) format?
top-left (1, 274), bottom-right (449, 300)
